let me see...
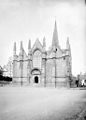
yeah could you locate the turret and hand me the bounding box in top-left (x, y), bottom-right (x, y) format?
top-left (42, 38), bottom-right (47, 86)
top-left (27, 39), bottom-right (32, 83)
top-left (43, 37), bottom-right (46, 52)
top-left (66, 37), bottom-right (72, 77)
top-left (28, 39), bottom-right (32, 60)
top-left (28, 39), bottom-right (31, 54)
top-left (13, 42), bottom-right (16, 56)
top-left (13, 42), bottom-right (17, 82)
top-left (13, 42), bottom-right (17, 60)
top-left (66, 37), bottom-right (71, 56)
top-left (66, 37), bottom-right (70, 50)
top-left (19, 41), bottom-right (23, 60)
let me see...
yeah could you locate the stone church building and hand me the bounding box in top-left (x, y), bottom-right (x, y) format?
top-left (13, 21), bottom-right (72, 87)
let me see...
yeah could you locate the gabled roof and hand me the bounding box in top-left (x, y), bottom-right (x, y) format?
top-left (32, 38), bottom-right (43, 53)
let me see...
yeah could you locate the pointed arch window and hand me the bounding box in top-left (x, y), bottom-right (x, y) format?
top-left (33, 50), bottom-right (42, 69)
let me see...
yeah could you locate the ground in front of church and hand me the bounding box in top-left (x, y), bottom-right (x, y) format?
top-left (0, 86), bottom-right (86, 120)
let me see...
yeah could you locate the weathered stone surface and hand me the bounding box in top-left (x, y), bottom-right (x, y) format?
top-left (13, 21), bottom-right (72, 87)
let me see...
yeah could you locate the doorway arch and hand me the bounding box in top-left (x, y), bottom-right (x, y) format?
top-left (34, 76), bottom-right (39, 83)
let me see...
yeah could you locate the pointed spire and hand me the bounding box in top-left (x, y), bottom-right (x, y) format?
top-left (52, 20), bottom-right (59, 48)
top-left (66, 37), bottom-right (70, 50)
top-left (13, 42), bottom-right (16, 55)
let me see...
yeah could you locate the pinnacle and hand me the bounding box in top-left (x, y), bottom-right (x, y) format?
top-left (28, 39), bottom-right (31, 49)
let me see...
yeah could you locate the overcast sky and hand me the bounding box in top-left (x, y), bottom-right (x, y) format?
top-left (0, 0), bottom-right (86, 76)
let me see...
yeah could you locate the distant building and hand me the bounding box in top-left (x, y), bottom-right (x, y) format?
top-left (77, 73), bottom-right (86, 86)
top-left (13, 21), bottom-right (72, 87)
top-left (3, 57), bottom-right (13, 77)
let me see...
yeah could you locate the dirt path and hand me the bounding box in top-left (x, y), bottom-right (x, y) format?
top-left (0, 87), bottom-right (86, 120)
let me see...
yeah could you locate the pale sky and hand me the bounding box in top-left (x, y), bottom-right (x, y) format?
top-left (0, 0), bottom-right (86, 76)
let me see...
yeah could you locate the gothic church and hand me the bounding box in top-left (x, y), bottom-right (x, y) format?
top-left (13, 21), bottom-right (72, 87)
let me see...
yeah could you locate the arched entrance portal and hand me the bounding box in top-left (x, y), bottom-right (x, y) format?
top-left (31, 68), bottom-right (41, 84)
top-left (34, 76), bottom-right (39, 83)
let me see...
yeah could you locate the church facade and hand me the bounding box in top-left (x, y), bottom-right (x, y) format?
top-left (13, 21), bottom-right (72, 87)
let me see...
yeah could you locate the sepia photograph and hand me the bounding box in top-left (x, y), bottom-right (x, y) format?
top-left (0, 0), bottom-right (86, 120)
